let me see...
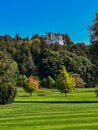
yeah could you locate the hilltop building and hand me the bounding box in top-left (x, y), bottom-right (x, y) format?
top-left (42, 32), bottom-right (64, 45)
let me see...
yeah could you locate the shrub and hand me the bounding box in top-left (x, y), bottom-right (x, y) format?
top-left (0, 82), bottom-right (16, 104)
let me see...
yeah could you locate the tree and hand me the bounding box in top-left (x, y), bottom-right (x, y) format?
top-left (89, 12), bottom-right (98, 84)
top-left (17, 74), bottom-right (27, 87)
top-left (14, 33), bottom-right (21, 41)
top-left (0, 81), bottom-right (17, 104)
top-left (3, 35), bottom-right (13, 43)
top-left (90, 13), bottom-right (98, 44)
top-left (40, 76), bottom-right (55, 88)
top-left (69, 73), bottom-right (86, 88)
top-left (23, 76), bottom-right (39, 96)
top-left (32, 37), bottom-right (41, 44)
top-left (16, 42), bottom-right (35, 76)
top-left (62, 34), bottom-right (73, 45)
top-left (56, 66), bottom-right (75, 96)
top-left (30, 40), bottom-right (41, 72)
top-left (60, 51), bottom-right (94, 87)
top-left (0, 51), bottom-right (18, 104)
top-left (46, 76), bottom-right (55, 88)
top-left (38, 50), bottom-right (63, 79)
top-left (40, 78), bottom-right (47, 88)
top-left (67, 43), bottom-right (88, 57)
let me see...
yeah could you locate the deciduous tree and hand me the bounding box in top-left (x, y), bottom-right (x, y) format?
top-left (56, 66), bottom-right (75, 96)
top-left (69, 73), bottom-right (86, 88)
top-left (23, 76), bottom-right (39, 96)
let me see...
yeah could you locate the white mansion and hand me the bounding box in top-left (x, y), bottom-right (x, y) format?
top-left (42, 32), bottom-right (64, 45)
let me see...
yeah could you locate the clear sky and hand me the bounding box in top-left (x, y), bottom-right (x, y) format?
top-left (0, 0), bottom-right (98, 44)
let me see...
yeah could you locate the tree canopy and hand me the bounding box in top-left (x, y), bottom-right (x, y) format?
top-left (89, 12), bottom-right (98, 83)
top-left (0, 51), bottom-right (18, 104)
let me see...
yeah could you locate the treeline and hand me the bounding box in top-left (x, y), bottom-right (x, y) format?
top-left (0, 33), bottom-right (95, 104)
top-left (0, 33), bottom-right (95, 86)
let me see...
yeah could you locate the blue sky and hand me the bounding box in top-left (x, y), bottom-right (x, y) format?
top-left (0, 0), bottom-right (98, 44)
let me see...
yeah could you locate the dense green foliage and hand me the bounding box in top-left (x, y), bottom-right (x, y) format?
top-left (40, 76), bottom-right (55, 88)
top-left (0, 13), bottom-right (98, 103)
top-left (89, 12), bottom-right (98, 83)
top-left (0, 33), bottom-right (95, 88)
top-left (0, 51), bottom-right (18, 104)
top-left (17, 74), bottom-right (27, 87)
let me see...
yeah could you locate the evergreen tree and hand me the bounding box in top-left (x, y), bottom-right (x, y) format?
top-left (89, 12), bottom-right (98, 84)
top-left (0, 51), bottom-right (18, 104)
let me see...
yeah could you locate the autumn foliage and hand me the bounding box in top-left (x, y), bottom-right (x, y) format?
top-left (23, 75), bottom-right (39, 96)
top-left (70, 73), bottom-right (86, 88)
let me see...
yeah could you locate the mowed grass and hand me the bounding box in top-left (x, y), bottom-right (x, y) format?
top-left (0, 88), bottom-right (98, 130)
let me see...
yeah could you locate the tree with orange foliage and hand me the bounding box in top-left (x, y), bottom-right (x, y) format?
top-left (23, 75), bottom-right (39, 96)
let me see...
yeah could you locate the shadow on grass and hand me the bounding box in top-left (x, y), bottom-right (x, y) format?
top-left (18, 95), bottom-right (30, 97)
top-left (14, 100), bottom-right (98, 104)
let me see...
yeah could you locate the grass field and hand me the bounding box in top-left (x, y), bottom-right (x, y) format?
top-left (0, 87), bottom-right (98, 130)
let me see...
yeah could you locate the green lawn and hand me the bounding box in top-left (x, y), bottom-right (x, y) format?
top-left (0, 88), bottom-right (98, 130)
